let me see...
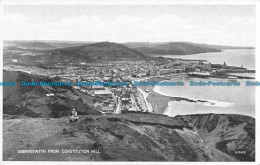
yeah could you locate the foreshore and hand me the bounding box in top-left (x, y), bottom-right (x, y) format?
top-left (147, 90), bottom-right (175, 115)
top-left (139, 74), bottom-right (243, 116)
top-left (136, 76), bottom-right (180, 115)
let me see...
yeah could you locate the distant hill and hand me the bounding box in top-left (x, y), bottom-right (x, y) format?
top-left (42, 40), bottom-right (94, 48)
top-left (4, 40), bottom-right (92, 50)
top-left (54, 42), bottom-right (145, 59)
top-left (3, 41), bottom-right (254, 65)
top-left (3, 41), bottom-right (162, 66)
top-left (41, 42), bottom-right (148, 64)
top-left (124, 42), bottom-right (254, 55)
top-left (4, 41), bottom-right (56, 50)
top-left (4, 40), bottom-right (253, 54)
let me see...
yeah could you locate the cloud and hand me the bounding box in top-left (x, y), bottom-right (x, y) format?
top-left (230, 16), bottom-right (255, 29)
top-left (3, 14), bottom-right (25, 22)
top-left (2, 10), bottom-right (255, 46)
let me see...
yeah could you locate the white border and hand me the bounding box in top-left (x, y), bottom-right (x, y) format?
top-left (255, 1), bottom-right (260, 164)
top-left (0, 0), bottom-right (3, 164)
top-left (0, 0), bottom-right (259, 5)
top-left (0, 0), bottom-right (259, 165)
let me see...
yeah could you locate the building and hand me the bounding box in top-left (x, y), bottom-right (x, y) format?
top-left (212, 69), bottom-right (227, 76)
top-left (94, 90), bottom-right (113, 98)
top-left (223, 62), bottom-right (226, 69)
top-left (92, 85), bottom-right (105, 91)
top-left (101, 106), bottom-right (115, 114)
top-left (185, 66), bottom-right (195, 73)
top-left (46, 93), bottom-right (55, 97)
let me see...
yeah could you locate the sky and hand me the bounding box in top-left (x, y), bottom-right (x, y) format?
top-left (3, 5), bottom-right (255, 46)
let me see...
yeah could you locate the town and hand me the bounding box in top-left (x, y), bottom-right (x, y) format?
top-left (4, 57), bottom-right (254, 115)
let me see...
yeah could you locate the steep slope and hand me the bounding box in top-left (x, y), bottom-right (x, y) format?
top-left (3, 71), bottom-right (101, 118)
top-left (9, 113), bottom-right (214, 161)
top-left (179, 114), bottom-right (255, 161)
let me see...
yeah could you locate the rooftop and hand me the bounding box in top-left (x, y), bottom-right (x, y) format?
top-left (94, 90), bottom-right (113, 95)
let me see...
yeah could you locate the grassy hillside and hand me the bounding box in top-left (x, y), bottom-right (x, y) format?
top-left (5, 113), bottom-right (213, 161)
top-left (3, 71), bottom-right (101, 118)
top-left (4, 112), bottom-right (253, 161)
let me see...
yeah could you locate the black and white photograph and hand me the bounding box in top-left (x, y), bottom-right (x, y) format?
top-left (1, 1), bottom-right (258, 163)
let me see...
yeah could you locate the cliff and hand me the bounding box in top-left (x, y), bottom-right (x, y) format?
top-left (178, 113), bottom-right (255, 161)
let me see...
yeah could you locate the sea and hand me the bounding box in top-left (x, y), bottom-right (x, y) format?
top-left (163, 49), bottom-right (255, 70)
top-left (155, 49), bottom-right (255, 117)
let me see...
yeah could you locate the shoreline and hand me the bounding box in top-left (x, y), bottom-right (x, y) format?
top-left (145, 76), bottom-right (251, 117)
top-left (153, 85), bottom-right (234, 107)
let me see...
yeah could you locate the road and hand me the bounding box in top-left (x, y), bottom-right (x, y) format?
top-left (137, 88), bottom-right (153, 113)
top-left (115, 97), bottom-right (122, 114)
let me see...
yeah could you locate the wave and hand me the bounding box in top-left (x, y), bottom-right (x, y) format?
top-left (164, 101), bottom-right (175, 116)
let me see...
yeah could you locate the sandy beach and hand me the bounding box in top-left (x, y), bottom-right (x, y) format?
top-left (133, 76), bottom-right (176, 114)
top-left (149, 76), bottom-right (255, 117)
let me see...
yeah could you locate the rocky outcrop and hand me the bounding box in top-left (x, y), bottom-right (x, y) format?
top-left (179, 114), bottom-right (255, 161)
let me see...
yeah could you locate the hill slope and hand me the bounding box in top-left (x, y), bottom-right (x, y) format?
top-left (3, 71), bottom-right (101, 118)
top-left (3, 112), bottom-right (255, 161)
top-left (7, 113), bottom-right (214, 161)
